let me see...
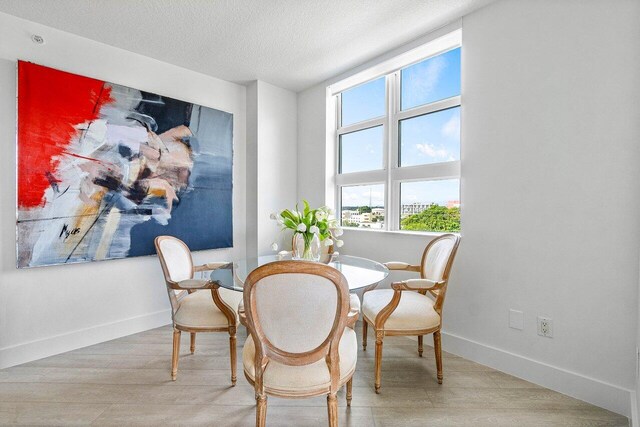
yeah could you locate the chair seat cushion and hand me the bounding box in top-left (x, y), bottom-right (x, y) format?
top-left (242, 328), bottom-right (357, 394)
top-left (349, 293), bottom-right (361, 313)
top-left (362, 289), bottom-right (440, 331)
top-left (174, 288), bottom-right (242, 329)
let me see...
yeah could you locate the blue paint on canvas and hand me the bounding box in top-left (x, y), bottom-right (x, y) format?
top-left (129, 104), bottom-right (234, 256)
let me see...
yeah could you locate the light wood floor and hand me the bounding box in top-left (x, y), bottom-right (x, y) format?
top-left (0, 324), bottom-right (628, 426)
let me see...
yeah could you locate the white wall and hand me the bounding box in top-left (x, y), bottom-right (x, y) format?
top-left (637, 263), bottom-right (640, 425)
top-left (297, 83), bottom-right (328, 209)
top-left (297, 0), bottom-right (640, 417)
top-left (452, 0), bottom-right (639, 415)
top-left (246, 82), bottom-right (259, 258)
top-left (637, 290), bottom-right (640, 425)
top-left (0, 12), bottom-right (247, 368)
top-left (255, 81), bottom-right (298, 255)
top-left (246, 81), bottom-right (298, 257)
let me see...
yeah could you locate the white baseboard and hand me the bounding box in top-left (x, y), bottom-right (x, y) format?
top-left (631, 391), bottom-right (638, 427)
top-left (0, 309), bottom-right (172, 369)
top-left (442, 331), bottom-right (632, 418)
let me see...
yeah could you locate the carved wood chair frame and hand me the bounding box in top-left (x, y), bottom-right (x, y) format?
top-left (154, 235), bottom-right (238, 384)
top-left (241, 261), bottom-right (358, 427)
top-left (361, 233), bottom-right (461, 393)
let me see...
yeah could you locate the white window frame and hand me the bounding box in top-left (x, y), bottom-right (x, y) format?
top-left (331, 29), bottom-right (462, 233)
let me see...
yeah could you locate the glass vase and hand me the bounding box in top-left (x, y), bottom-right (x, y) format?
top-left (292, 232), bottom-right (321, 262)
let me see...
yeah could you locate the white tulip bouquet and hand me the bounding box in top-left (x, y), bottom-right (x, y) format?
top-left (271, 200), bottom-right (343, 260)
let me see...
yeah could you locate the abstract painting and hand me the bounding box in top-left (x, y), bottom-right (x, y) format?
top-left (16, 61), bottom-right (233, 268)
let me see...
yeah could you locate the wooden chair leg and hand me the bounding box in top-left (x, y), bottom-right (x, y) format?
top-left (346, 377), bottom-right (353, 407)
top-left (362, 320), bottom-right (368, 351)
top-left (434, 330), bottom-right (443, 384)
top-left (256, 395), bottom-right (267, 427)
top-left (171, 329), bottom-right (181, 381)
top-left (374, 331), bottom-right (384, 394)
top-left (327, 393), bottom-right (338, 427)
top-left (229, 327), bottom-right (237, 386)
top-left (418, 335), bottom-right (423, 357)
top-left (190, 332), bottom-right (196, 354)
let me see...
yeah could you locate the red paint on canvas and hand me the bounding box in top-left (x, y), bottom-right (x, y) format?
top-left (17, 61), bottom-right (114, 208)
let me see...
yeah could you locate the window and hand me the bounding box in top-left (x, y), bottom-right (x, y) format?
top-left (341, 184), bottom-right (385, 229)
top-left (341, 77), bottom-right (385, 126)
top-left (333, 34), bottom-right (461, 233)
top-left (400, 179), bottom-right (460, 232)
top-left (399, 106), bottom-right (460, 167)
top-left (339, 126), bottom-right (384, 173)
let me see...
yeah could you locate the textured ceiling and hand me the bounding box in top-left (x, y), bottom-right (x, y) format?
top-left (0, 0), bottom-right (494, 92)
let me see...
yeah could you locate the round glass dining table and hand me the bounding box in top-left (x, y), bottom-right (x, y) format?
top-left (207, 254), bottom-right (389, 292)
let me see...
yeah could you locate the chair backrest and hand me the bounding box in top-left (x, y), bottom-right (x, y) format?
top-left (420, 234), bottom-right (461, 312)
top-left (154, 236), bottom-right (194, 315)
top-left (243, 261), bottom-right (350, 390)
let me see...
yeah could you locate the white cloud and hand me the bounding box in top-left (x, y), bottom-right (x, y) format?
top-left (415, 143), bottom-right (450, 159)
top-left (360, 190), bottom-right (384, 203)
top-left (341, 192), bottom-right (360, 203)
top-left (370, 190), bottom-right (384, 201)
top-left (341, 186), bottom-right (384, 206)
top-left (407, 56), bottom-right (446, 100)
top-left (441, 114), bottom-right (460, 139)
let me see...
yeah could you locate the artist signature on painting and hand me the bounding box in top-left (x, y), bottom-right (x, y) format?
top-left (59, 224), bottom-right (81, 240)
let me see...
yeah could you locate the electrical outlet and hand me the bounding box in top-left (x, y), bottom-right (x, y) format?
top-left (537, 316), bottom-right (553, 338)
top-left (509, 309), bottom-right (524, 330)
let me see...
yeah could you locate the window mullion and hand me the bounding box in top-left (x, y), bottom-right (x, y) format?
top-left (391, 161), bottom-right (460, 182)
top-left (335, 93), bottom-right (341, 212)
top-left (396, 96), bottom-right (461, 122)
top-left (337, 117), bottom-right (385, 136)
top-left (387, 71), bottom-right (400, 231)
top-left (336, 93), bottom-right (342, 129)
top-left (336, 170), bottom-right (387, 186)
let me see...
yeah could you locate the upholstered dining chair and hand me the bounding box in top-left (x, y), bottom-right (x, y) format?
top-left (240, 261), bottom-right (358, 427)
top-left (277, 242), bottom-right (362, 316)
top-left (154, 235), bottom-right (243, 384)
top-left (361, 233), bottom-right (461, 393)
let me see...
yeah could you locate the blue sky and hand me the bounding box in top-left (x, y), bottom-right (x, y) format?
top-left (341, 77), bottom-right (385, 127)
top-left (342, 184), bottom-right (384, 208)
top-left (340, 47), bottom-right (461, 207)
top-left (340, 125), bottom-right (383, 173)
top-left (400, 106), bottom-right (460, 167)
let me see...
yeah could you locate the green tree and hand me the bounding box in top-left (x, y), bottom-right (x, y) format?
top-left (401, 204), bottom-right (460, 232)
top-left (358, 206), bottom-right (372, 214)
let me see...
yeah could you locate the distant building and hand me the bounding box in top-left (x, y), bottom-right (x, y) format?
top-left (400, 200), bottom-right (459, 219)
top-left (401, 202), bottom-right (430, 217)
top-left (349, 213), bottom-right (371, 223)
top-left (342, 208), bottom-right (384, 227)
top-left (341, 210), bottom-right (358, 220)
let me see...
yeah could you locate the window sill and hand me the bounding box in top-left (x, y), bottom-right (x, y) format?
top-left (341, 227), bottom-right (459, 238)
